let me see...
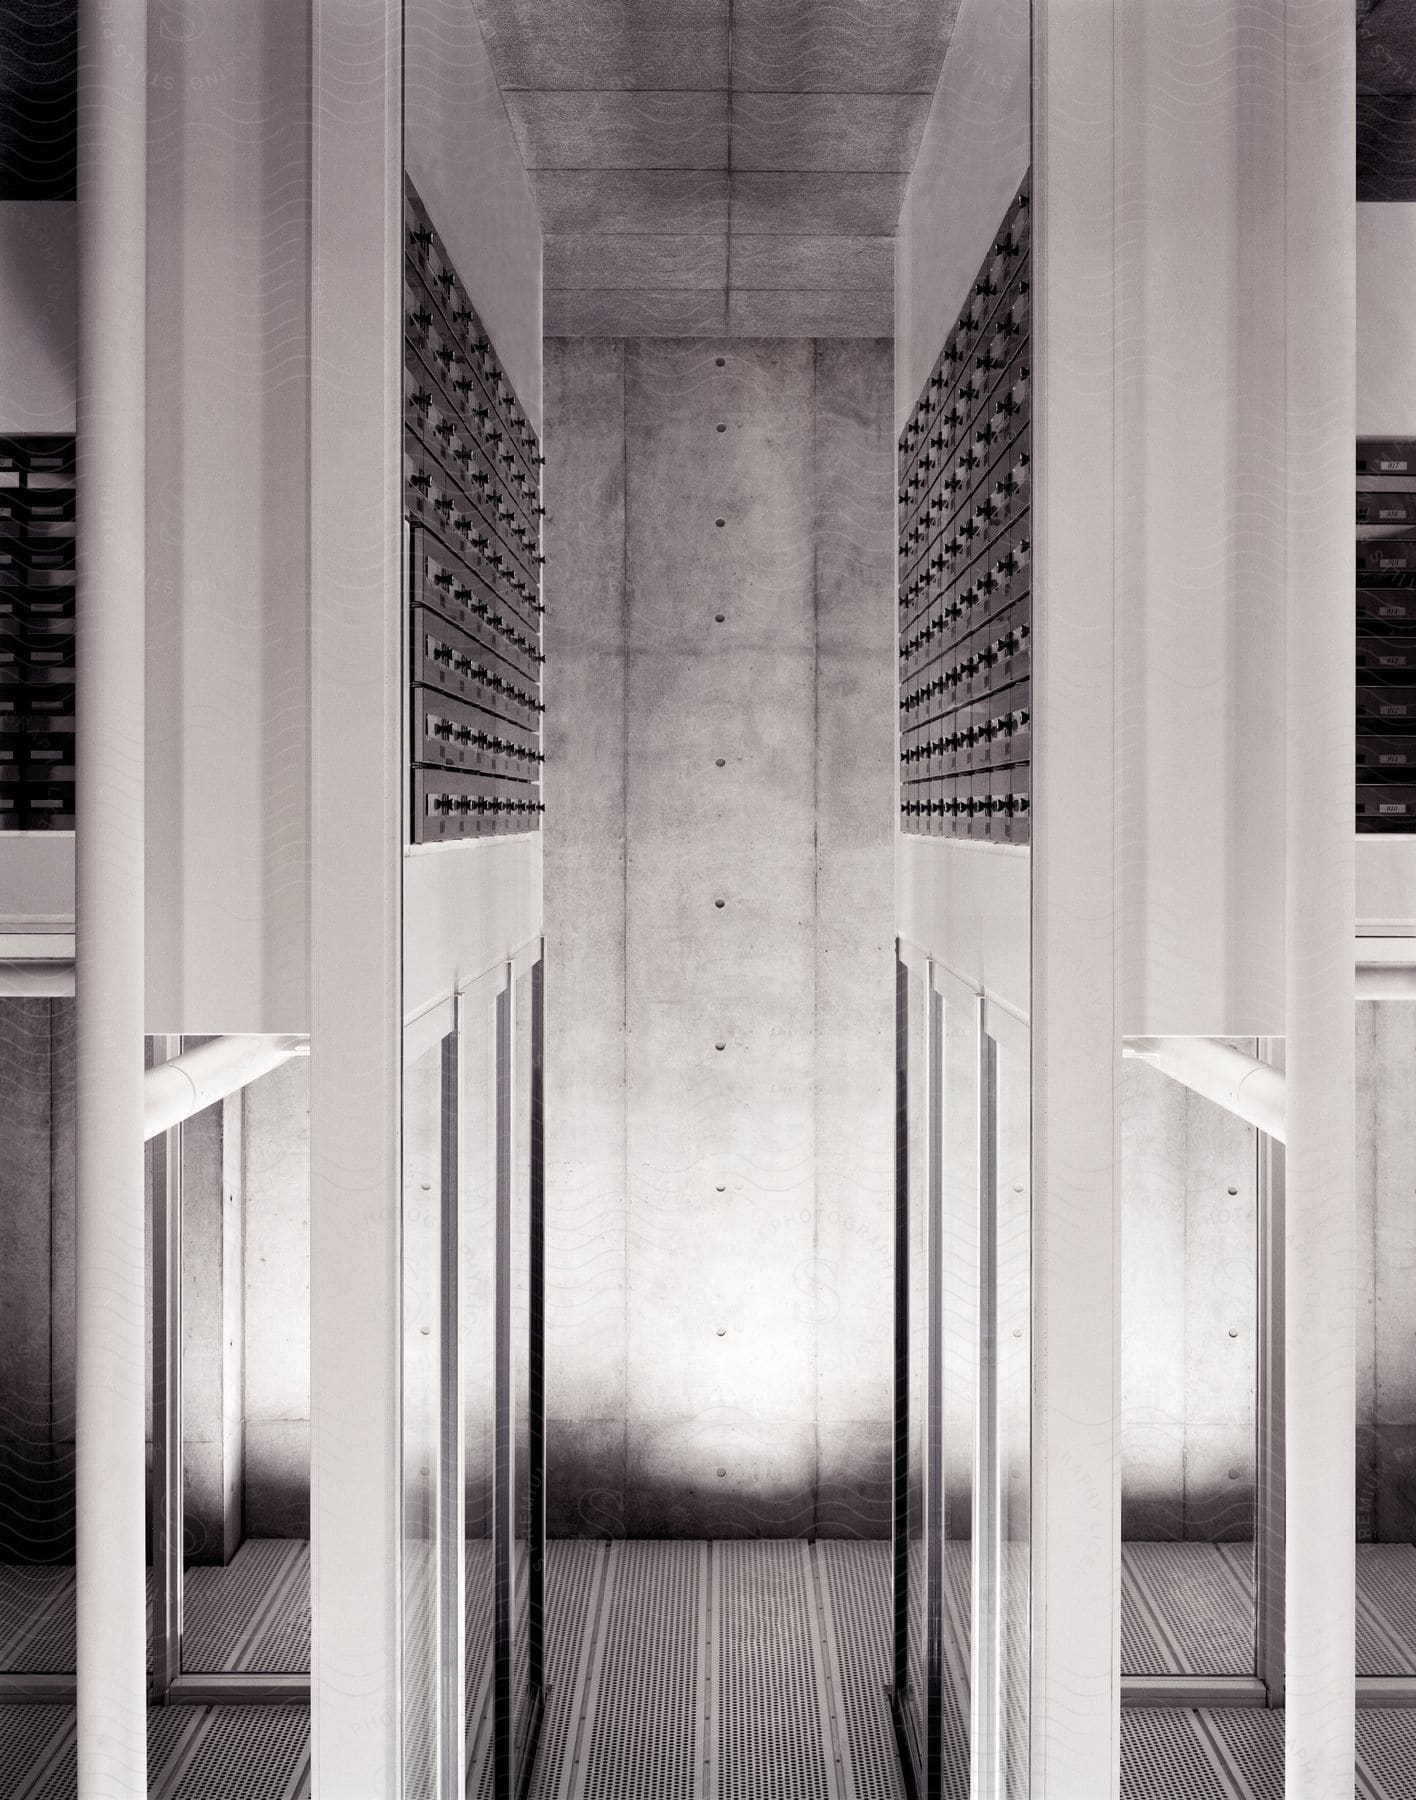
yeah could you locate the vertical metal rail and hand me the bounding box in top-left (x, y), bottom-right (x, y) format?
top-left (439, 1021), bottom-right (465, 1796)
top-left (493, 974), bottom-right (514, 1798)
top-left (527, 950), bottom-right (547, 1719)
top-left (891, 952), bottom-right (914, 1787)
top-left (150, 1036), bottom-right (185, 1699)
top-left (972, 1021), bottom-right (1001, 1800)
top-left (1255, 1043), bottom-right (1286, 1708)
top-left (75, 1), bottom-right (148, 1790)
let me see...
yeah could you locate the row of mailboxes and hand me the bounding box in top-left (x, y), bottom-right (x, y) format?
top-left (405, 181), bottom-right (544, 845)
top-left (900, 183), bottom-right (1032, 846)
top-left (0, 436), bottom-right (75, 832)
top-left (901, 770), bottom-right (1031, 844)
top-left (1357, 440), bottom-right (1416, 834)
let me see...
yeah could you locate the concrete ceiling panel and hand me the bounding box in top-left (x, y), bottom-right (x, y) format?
top-left (731, 92), bottom-right (931, 174)
top-left (532, 168), bottom-right (730, 234)
top-left (503, 89), bottom-right (729, 170)
top-left (729, 234), bottom-right (893, 293)
top-left (727, 288), bottom-right (895, 339)
top-left (545, 287), bottom-right (729, 337)
top-left (473, 0), bottom-right (730, 91)
top-left (730, 171), bottom-right (906, 237)
top-left (730, 0), bottom-right (960, 94)
top-left (546, 231), bottom-right (728, 290)
top-left (479, 0), bottom-right (962, 331)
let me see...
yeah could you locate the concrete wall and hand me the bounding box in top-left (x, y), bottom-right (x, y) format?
top-left (239, 1056), bottom-right (311, 1538)
top-left (0, 999), bottom-right (74, 1563)
top-left (1358, 1000), bottom-right (1416, 1543)
top-left (1120, 1058), bottom-right (1258, 1542)
top-left (543, 335), bottom-right (896, 1538)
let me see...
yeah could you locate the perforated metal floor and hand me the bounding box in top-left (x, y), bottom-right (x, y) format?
top-left (529, 1540), bottom-right (907, 1800)
top-left (1120, 1708), bottom-right (1416, 1799)
top-left (1122, 1542), bottom-right (1416, 1679)
top-left (0, 1704), bottom-right (309, 1800)
top-left (0, 1542), bottom-right (309, 1677)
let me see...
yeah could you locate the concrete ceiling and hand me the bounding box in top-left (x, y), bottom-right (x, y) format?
top-left (472, 0), bottom-right (963, 338)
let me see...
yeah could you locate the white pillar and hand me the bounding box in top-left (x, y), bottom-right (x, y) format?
top-left (74, 1), bottom-right (148, 1794)
top-left (1030, 3), bottom-right (1122, 1793)
top-left (309, 2), bottom-right (404, 1795)
top-left (1284, 4), bottom-right (1356, 1794)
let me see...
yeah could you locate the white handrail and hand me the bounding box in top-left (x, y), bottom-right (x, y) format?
top-left (1123, 1036), bottom-right (1285, 1142)
top-left (143, 1034), bottom-right (309, 1141)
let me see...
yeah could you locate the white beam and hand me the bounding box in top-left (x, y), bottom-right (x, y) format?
top-left (143, 1035), bottom-right (308, 1141)
top-left (0, 961), bottom-right (76, 997)
top-left (74, 1), bottom-right (147, 1794)
top-left (1356, 963), bottom-right (1416, 1001)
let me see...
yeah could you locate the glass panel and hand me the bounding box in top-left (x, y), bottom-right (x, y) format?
top-left (0, 998), bottom-right (76, 1676)
top-left (510, 963), bottom-right (536, 1767)
top-left (1120, 1047), bottom-right (1258, 1677)
top-left (939, 977), bottom-right (978, 1772)
top-left (902, 963), bottom-right (930, 1758)
top-left (463, 983), bottom-right (499, 1784)
top-left (402, 1034), bottom-right (446, 1798)
top-left (993, 1027), bottom-right (1031, 1797)
top-left (179, 1047), bottom-right (312, 1678)
top-left (1357, 1000), bottom-right (1416, 1676)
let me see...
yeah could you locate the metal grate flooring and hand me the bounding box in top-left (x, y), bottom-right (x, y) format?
top-left (1120, 1708), bottom-right (1416, 1799)
top-left (0, 1543), bottom-right (308, 1677)
top-left (530, 1539), bottom-right (907, 1800)
top-left (0, 1704), bottom-right (308, 1800)
top-left (182, 1540), bottom-right (310, 1675)
top-left (1122, 1542), bottom-right (1256, 1677)
top-left (1123, 1541), bottom-right (1416, 1678)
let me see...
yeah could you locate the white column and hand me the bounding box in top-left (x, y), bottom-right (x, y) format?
top-left (1284, 4), bottom-right (1356, 1794)
top-left (74, 2), bottom-right (148, 1795)
top-left (309, 2), bottom-right (404, 1795)
top-left (1030, 2), bottom-right (1122, 1796)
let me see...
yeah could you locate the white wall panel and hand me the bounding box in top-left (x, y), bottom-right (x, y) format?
top-left (405, 0), bottom-right (543, 434)
top-left (144, 0), bottom-right (312, 1035)
top-left (1116, 2), bottom-right (1286, 1040)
